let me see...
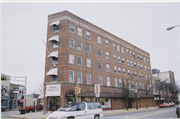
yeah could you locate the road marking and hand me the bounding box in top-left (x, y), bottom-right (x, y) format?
top-left (130, 108), bottom-right (175, 119)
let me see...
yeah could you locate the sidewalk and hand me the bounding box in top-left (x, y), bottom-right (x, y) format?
top-left (9, 106), bottom-right (158, 119)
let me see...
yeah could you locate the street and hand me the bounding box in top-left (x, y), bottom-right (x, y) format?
top-left (1, 110), bottom-right (19, 119)
top-left (103, 107), bottom-right (178, 119)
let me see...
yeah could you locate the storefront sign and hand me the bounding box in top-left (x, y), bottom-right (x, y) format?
top-left (13, 88), bottom-right (19, 93)
top-left (45, 84), bottom-right (61, 97)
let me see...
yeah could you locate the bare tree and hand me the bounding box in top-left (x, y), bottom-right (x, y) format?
top-left (168, 81), bottom-right (179, 103)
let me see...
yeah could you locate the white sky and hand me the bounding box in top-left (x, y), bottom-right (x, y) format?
top-left (1, 2), bottom-right (180, 94)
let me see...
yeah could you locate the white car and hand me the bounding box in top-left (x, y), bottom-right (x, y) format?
top-left (47, 102), bottom-right (103, 119)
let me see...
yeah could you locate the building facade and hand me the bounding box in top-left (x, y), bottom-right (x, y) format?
top-left (152, 68), bottom-right (160, 74)
top-left (43, 10), bottom-right (154, 111)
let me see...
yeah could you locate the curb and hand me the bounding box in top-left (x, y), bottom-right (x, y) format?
top-left (9, 115), bottom-right (29, 119)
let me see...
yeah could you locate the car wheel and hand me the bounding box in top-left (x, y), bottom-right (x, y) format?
top-left (67, 117), bottom-right (74, 119)
top-left (94, 115), bottom-right (99, 119)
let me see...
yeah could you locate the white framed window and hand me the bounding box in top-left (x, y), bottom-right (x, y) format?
top-left (117, 45), bottom-right (120, 52)
top-left (118, 67), bottom-right (121, 74)
top-left (119, 79), bottom-right (122, 87)
top-left (113, 43), bottom-right (116, 50)
top-left (70, 24), bottom-right (75, 33)
top-left (106, 52), bottom-right (109, 59)
top-left (98, 49), bottom-right (102, 57)
top-left (134, 62), bottom-right (136, 67)
top-left (135, 71), bottom-right (137, 77)
top-left (77, 72), bottom-right (82, 83)
top-left (128, 80), bottom-right (131, 89)
top-left (127, 59), bottom-right (129, 66)
top-left (98, 75), bottom-right (102, 85)
top-left (77, 56), bottom-right (82, 66)
top-left (147, 59), bottom-right (149, 63)
top-left (121, 47), bottom-right (124, 53)
top-left (105, 40), bottom-right (109, 47)
top-left (140, 82), bottom-right (142, 89)
top-left (69, 38), bottom-right (75, 48)
top-left (139, 73), bottom-right (141, 79)
top-left (149, 75), bottom-right (151, 80)
top-left (122, 57), bottom-right (125, 64)
top-left (131, 60), bottom-right (133, 67)
top-left (136, 82), bottom-right (138, 89)
top-left (148, 67), bottom-right (150, 72)
top-left (52, 24), bottom-right (59, 33)
top-left (51, 75), bottom-right (57, 82)
top-left (141, 64), bottom-right (143, 69)
top-left (113, 54), bottom-right (116, 61)
top-left (137, 54), bottom-right (139, 59)
top-left (144, 57), bottom-right (146, 62)
top-left (128, 70), bottom-right (130, 76)
top-left (132, 81), bottom-right (134, 88)
top-left (138, 63), bottom-right (140, 69)
top-left (77, 27), bottom-right (82, 36)
top-left (86, 58), bottom-right (91, 68)
top-left (86, 45), bottom-right (91, 53)
top-left (142, 83), bottom-right (144, 89)
top-left (107, 77), bottom-right (110, 86)
top-left (69, 54), bottom-right (74, 64)
top-left (77, 42), bottom-right (82, 51)
top-left (131, 70), bottom-right (134, 77)
top-left (123, 68), bottom-right (125, 75)
top-left (114, 66), bottom-right (117, 73)
top-left (86, 73), bottom-right (91, 84)
top-left (106, 64), bottom-right (110, 72)
top-left (130, 51), bottom-right (132, 56)
top-left (140, 55), bottom-right (142, 60)
top-left (115, 78), bottom-right (118, 87)
top-left (126, 49), bottom-right (129, 55)
top-left (133, 52), bottom-right (135, 58)
top-left (123, 80), bottom-right (126, 87)
top-left (118, 56), bottom-right (120, 63)
top-left (98, 62), bottom-right (102, 70)
top-left (52, 40), bottom-right (59, 48)
top-left (97, 36), bottom-right (101, 44)
top-left (142, 74), bottom-right (144, 79)
top-left (69, 70), bottom-right (74, 82)
top-left (86, 31), bottom-right (91, 40)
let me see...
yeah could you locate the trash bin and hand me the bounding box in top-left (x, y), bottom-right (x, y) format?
top-left (20, 109), bottom-right (26, 114)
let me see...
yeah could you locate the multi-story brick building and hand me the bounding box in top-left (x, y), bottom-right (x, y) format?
top-left (43, 10), bottom-right (154, 111)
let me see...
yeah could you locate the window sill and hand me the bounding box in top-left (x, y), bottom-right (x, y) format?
top-left (53, 31), bottom-right (59, 33)
top-left (70, 31), bottom-right (75, 34)
top-left (86, 67), bottom-right (91, 69)
top-left (69, 47), bottom-right (75, 49)
top-left (77, 64), bottom-right (82, 66)
top-left (77, 49), bottom-right (82, 52)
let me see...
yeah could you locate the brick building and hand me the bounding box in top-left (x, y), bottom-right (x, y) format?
top-left (43, 10), bottom-right (154, 111)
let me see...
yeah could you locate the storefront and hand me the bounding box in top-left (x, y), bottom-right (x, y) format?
top-left (45, 84), bottom-right (61, 111)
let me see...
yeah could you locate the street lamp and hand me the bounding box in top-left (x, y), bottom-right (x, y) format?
top-left (166, 25), bottom-right (180, 31)
top-left (135, 90), bottom-right (138, 110)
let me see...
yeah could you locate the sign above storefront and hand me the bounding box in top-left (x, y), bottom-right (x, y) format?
top-left (45, 84), bottom-right (61, 97)
top-left (13, 88), bottom-right (19, 93)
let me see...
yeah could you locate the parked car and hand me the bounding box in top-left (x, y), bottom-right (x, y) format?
top-left (176, 106), bottom-right (180, 117)
top-left (35, 104), bottom-right (43, 111)
top-left (1, 106), bottom-right (7, 111)
top-left (19, 106), bottom-right (34, 113)
top-left (169, 102), bottom-right (175, 107)
top-left (47, 102), bottom-right (103, 119)
top-left (159, 103), bottom-right (169, 108)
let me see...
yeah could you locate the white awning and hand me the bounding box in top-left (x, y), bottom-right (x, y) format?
top-left (49, 21), bottom-right (60, 26)
top-left (48, 35), bottom-right (59, 42)
top-left (48, 51), bottom-right (58, 58)
top-left (46, 68), bottom-right (58, 76)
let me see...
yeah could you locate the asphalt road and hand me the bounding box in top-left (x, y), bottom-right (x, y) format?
top-left (103, 106), bottom-right (178, 119)
top-left (1, 110), bottom-right (20, 119)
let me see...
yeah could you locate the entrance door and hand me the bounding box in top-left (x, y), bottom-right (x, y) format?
top-left (128, 99), bottom-right (132, 108)
top-left (56, 99), bottom-right (60, 110)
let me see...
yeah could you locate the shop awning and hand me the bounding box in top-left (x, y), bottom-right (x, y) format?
top-left (49, 21), bottom-right (60, 26)
top-left (46, 68), bottom-right (58, 76)
top-left (140, 94), bottom-right (154, 98)
top-left (48, 35), bottom-right (59, 42)
top-left (18, 99), bottom-right (24, 103)
top-left (78, 92), bottom-right (124, 98)
top-left (48, 51), bottom-right (58, 58)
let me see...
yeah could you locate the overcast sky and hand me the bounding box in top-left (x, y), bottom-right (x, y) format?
top-left (1, 2), bottom-right (180, 94)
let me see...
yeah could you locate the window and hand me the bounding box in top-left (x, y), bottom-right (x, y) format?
top-left (51, 75), bottom-right (57, 82)
top-left (123, 68), bottom-right (125, 75)
top-left (114, 66), bottom-right (117, 73)
top-left (77, 42), bottom-right (82, 51)
top-left (113, 43), bottom-right (116, 50)
top-left (69, 70), bottom-right (74, 82)
top-left (98, 49), bottom-right (102, 57)
top-left (107, 77), bottom-right (110, 86)
top-left (77, 56), bottom-right (82, 66)
top-left (98, 75), bottom-right (102, 85)
top-left (106, 64), bottom-right (110, 72)
top-left (136, 82), bottom-right (138, 89)
top-left (130, 51), bottom-right (132, 56)
top-left (115, 78), bottom-right (118, 87)
top-left (122, 57), bottom-right (125, 64)
top-left (69, 39), bottom-right (74, 48)
top-left (86, 45), bottom-right (91, 53)
top-left (105, 40), bottom-right (109, 47)
top-left (131, 70), bottom-right (134, 77)
top-left (137, 54), bottom-right (139, 59)
top-left (52, 57), bottom-right (58, 64)
top-left (135, 71), bottom-right (137, 77)
top-left (128, 81), bottom-right (131, 89)
top-left (127, 59), bottom-right (129, 66)
top-left (150, 84), bottom-right (152, 89)
top-left (78, 103), bottom-right (85, 110)
top-left (133, 52), bottom-right (135, 58)
top-left (119, 79), bottom-right (122, 87)
top-left (139, 73), bottom-right (141, 79)
top-left (148, 67), bottom-right (150, 72)
top-left (134, 62), bottom-right (136, 67)
top-left (144, 57), bottom-right (146, 62)
top-left (123, 80), bottom-right (126, 87)
top-left (118, 67), bottom-right (121, 74)
top-left (140, 55), bottom-right (142, 60)
top-left (117, 45), bottom-right (120, 52)
top-left (97, 36), bottom-right (101, 44)
top-left (70, 24), bottom-right (75, 33)
top-left (106, 52), bottom-right (109, 59)
top-left (77, 27), bottom-right (82, 36)
top-left (69, 54), bottom-right (74, 64)
top-left (113, 54), bottom-right (116, 61)
top-left (131, 60), bottom-right (133, 67)
top-left (147, 59), bottom-right (149, 63)
top-left (126, 49), bottom-right (129, 55)
top-left (128, 70), bottom-right (130, 76)
top-left (121, 47), bottom-right (124, 53)
top-left (98, 62), bottom-right (102, 70)
top-left (86, 73), bottom-right (91, 84)
top-left (140, 82), bottom-right (142, 89)
top-left (145, 66), bottom-right (147, 71)
top-left (86, 59), bottom-right (91, 68)
top-left (142, 74), bottom-right (144, 79)
top-left (52, 40), bottom-right (59, 48)
top-left (86, 31), bottom-right (91, 40)
top-left (138, 63), bottom-right (140, 69)
top-left (149, 75), bottom-right (151, 80)
top-left (132, 81), bottom-right (134, 88)
top-left (141, 64), bottom-right (143, 69)
top-left (77, 72), bottom-right (82, 83)
top-left (118, 56), bottom-right (120, 63)
top-left (53, 24), bottom-right (59, 32)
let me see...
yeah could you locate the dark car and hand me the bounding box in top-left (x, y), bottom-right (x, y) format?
top-left (1, 106), bottom-right (6, 111)
top-left (176, 106), bottom-right (180, 117)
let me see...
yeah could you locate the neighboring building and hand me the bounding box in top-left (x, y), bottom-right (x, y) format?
top-left (37, 94), bottom-right (44, 105)
top-left (24, 94), bottom-right (38, 106)
top-left (152, 68), bottom-right (160, 74)
top-left (44, 10), bottom-right (154, 111)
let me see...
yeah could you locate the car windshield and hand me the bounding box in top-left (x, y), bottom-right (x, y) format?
top-left (57, 103), bottom-right (78, 111)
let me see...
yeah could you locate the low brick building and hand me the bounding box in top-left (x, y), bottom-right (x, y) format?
top-left (43, 10), bottom-right (154, 111)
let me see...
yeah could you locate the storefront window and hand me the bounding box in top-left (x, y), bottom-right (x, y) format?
top-left (99, 98), bottom-right (111, 108)
top-left (85, 97), bottom-right (95, 102)
top-left (47, 97), bottom-right (60, 111)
